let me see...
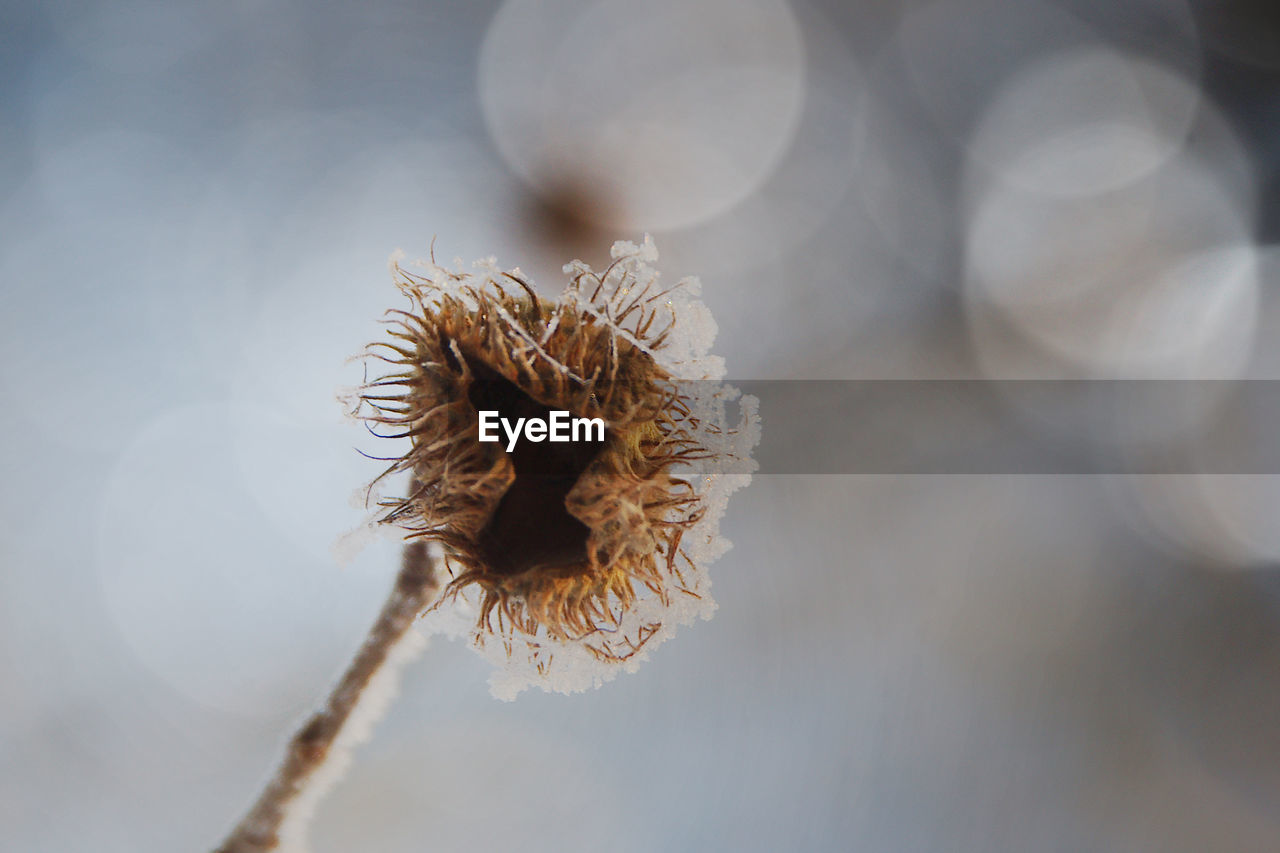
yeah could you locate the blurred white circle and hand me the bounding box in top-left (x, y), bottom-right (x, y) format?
top-left (230, 405), bottom-right (388, 566)
top-left (478, 0), bottom-right (806, 231)
top-left (698, 3), bottom-right (866, 261)
top-left (1118, 473), bottom-right (1280, 568)
top-left (1119, 245), bottom-right (1258, 376)
top-left (1195, 476), bottom-right (1280, 565)
top-left (966, 50), bottom-right (1201, 197)
top-left (896, 0), bottom-right (1200, 147)
top-left (1125, 247), bottom-right (1280, 567)
top-left (95, 403), bottom-right (383, 716)
top-left (965, 156), bottom-right (1257, 380)
top-left (897, 0), bottom-right (1097, 141)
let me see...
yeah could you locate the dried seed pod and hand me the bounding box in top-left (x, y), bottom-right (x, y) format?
top-left (353, 237), bottom-right (758, 697)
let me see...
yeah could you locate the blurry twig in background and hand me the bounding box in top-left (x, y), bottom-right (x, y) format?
top-left (214, 541), bottom-right (438, 853)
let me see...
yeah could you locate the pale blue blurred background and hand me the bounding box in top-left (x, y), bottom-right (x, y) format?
top-left (3, 1), bottom-right (1280, 850)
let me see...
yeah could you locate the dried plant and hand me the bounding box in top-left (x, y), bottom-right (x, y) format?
top-left (214, 237), bottom-right (758, 852)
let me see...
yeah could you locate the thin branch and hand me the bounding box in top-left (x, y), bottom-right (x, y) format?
top-left (214, 541), bottom-right (440, 853)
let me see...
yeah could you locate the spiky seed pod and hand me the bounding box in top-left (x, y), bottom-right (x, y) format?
top-left (353, 237), bottom-right (758, 697)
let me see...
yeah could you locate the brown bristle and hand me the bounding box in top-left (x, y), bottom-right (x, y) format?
top-left (356, 258), bottom-right (706, 648)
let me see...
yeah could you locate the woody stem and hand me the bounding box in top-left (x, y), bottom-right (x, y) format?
top-left (213, 541), bottom-right (439, 853)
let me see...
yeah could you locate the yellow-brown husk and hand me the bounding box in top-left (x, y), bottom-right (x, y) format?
top-left (358, 258), bottom-right (711, 654)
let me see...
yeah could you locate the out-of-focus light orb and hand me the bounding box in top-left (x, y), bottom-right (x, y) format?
top-left (896, 0), bottom-right (1093, 139)
top-left (95, 403), bottom-right (374, 717)
top-left (478, 0), bottom-right (806, 232)
top-left (1196, 476), bottom-right (1280, 565)
top-left (1122, 474), bottom-right (1280, 568)
top-left (896, 0), bottom-right (1200, 146)
top-left (967, 49), bottom-right (1201, 197)
top-left (1121, 246), bottom-right (1258, 375)
top-left (964, 151), bottom-right (1257, 380)
top-left (1121, 247), bottom-right (1280, 568)
top-left (709, 3), bottom-right (866, 260)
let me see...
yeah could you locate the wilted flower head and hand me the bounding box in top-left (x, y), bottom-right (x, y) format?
top-left (352, 236), bottom-right (758, 698)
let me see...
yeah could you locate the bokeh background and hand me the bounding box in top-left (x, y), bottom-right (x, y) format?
top-left (4, 0), bottom-right (1280, 850)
